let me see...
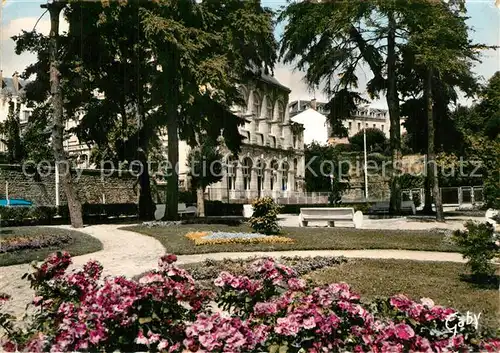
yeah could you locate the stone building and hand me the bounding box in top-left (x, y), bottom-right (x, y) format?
top-left (288, 99), bottom-right (406, 145)
top-left (177, 73), bottom-right (307, 202)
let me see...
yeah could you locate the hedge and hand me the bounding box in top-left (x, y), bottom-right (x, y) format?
top-left (0, 203), bottom-right (138, 227)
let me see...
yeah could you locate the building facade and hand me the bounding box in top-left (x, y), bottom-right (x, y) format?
top-left (0, 71), bottom-right (33, 153)
top-left (180, 73), bottom-right (307, 202)
top-left (288, 99), bottom-right (406, 145)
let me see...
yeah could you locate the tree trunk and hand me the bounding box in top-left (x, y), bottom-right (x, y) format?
top-left (425, 67), bottom-right (444, 221)
top-left (197, 186), bottom-right (205, 218)
top-left (136, 79), bottom-right (154, 221)
top-left (137, 150), bottom-right (155, 220)
top-left (423, 165), bottom-right (433, 214)
top-left (165, 106), bottom-right (179, 221)
top-left (46, 2), bottom-right (83, 228)
top-left (386, 12), bottom-right (402, 215)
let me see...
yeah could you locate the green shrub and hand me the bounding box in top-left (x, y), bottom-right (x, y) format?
top-left (248, 197), bottom-right (282, 235)
top-left (453, 221), bottom-right (500, 281)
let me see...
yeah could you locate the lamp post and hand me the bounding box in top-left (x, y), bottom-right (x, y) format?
top-left (363, 118), bottom-right (369, 201)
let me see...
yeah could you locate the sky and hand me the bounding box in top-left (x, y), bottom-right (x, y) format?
top-left (1, 0), bottom-right (499, 108)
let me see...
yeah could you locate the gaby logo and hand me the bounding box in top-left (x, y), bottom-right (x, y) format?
top-left (445, 311), bottom-right (481, 336)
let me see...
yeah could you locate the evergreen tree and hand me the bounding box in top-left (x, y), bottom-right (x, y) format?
top-left (142, 0), bottom-right (277, 220)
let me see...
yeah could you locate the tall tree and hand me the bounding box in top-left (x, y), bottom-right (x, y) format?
top-left (43, 0), bottom-right (83, 228)
top-left (279, 0), bottom-right (422, 214)
top-left (142, 0), bottom-right (277, 220)
top-left (64, 1), bottom-right (161, 220)
top-left (400, 0), bottom-right (482, 220)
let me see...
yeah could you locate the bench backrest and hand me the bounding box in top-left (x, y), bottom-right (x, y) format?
top-left (401, 201), bottom-right (415, 209)
top-left (300, 207), bottom-right (354, 218)
top-left (178, 203), bottom-right (187, 212)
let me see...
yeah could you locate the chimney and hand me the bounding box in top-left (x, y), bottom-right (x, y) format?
top-left (12, 72), bottom-right (20, 94)
top-left (310, 98), bottom-right (317, 110)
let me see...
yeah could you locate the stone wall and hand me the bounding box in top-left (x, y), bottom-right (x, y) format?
top-left (0, 165), bottom-right (138, 206)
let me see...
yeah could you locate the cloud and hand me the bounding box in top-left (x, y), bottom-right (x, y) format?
top-left (1, 15), bottom-right (69, 76)
top-left (1, 15), bottom-right (69, 41)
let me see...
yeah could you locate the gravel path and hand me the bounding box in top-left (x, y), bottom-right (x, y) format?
top-left (0, 224), bottom-right (165, 321)
top-left (1, 224), bottom-right (466, 321)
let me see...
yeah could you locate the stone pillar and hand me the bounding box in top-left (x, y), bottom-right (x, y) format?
top-left (264, 169), bottom-right (272, 194)
top-left (250, 168), bottom-right (259, 199)
top-left (235, 165), bottom-right (245, 199)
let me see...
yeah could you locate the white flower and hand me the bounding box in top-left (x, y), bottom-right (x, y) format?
top-left (421, 297), bottom-right (435, 308)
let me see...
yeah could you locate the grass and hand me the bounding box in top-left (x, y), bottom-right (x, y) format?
top-left (0, 227), bottom-right (103, 266)
top-left (306, 259), bottom-right (499, 332)
top-left (123, 224), bottom-right (460, 255)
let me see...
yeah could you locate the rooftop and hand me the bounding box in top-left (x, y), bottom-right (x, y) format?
top-left (0, 75), bottom-right (28, 97)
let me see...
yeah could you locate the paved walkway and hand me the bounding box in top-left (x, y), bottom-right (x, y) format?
top-left (1, 224), bottom-right (466, 321)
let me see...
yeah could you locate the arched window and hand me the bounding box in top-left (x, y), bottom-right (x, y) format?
top-left (277, 102), bottom-right (285, 122)
top-left (239, 87), bottom-right (248, 113)
top-left (269, 136), bottom-right (276, 148)
top-left (281, 162), bottom-right (289, 191)
top-left (270, 160), bottom-right (279, 191)
top-left (266, 97), bottom-right (273, 120)
top-left (252, 92), bottom-right (261, 117)
top-left (227, 156), bottom-right (238, 190)
top-left (242, 157), bottom-right (253, 190)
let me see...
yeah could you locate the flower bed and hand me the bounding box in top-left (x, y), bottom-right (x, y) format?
top-left (181, 256), bottom-right (347, 290)
top-left (185, 231), bottom-right (294, 245)
top-left (0, 233), bottom-right (71, 253)
top-left (0, 252), bottom-right (499, 352)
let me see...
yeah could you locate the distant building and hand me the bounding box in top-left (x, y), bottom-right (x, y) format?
top-left (0, 71), bottom-right (33, 153)
top-left (288, 99), bottom-right (405, 145)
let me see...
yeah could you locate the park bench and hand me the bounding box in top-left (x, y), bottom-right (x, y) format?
top-left (369, 201), bottom-right (416, 215)
top-left (299, 207), bottom-right (363, 228)
top-left (154, 203), bottom-right (197, 220)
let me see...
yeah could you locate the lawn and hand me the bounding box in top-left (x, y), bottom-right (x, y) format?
top-left (306, 259), bottom-right (499, 332)
top-left (124, 224), bottom-right (460, 255)
top-left (0, 227), bottom-right (103, 266)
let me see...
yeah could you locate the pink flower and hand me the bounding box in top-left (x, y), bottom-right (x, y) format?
top-left (0, 293), bottom-right (11, 303)
top-left (275, 315), bottom-right (300, 336)
top-left (394, 323), bottom-right (415, 340)
top-left (287, 278), bottom-right (306, 291)
top-left (254, 302), bottom-right (278, 316)
top-left (390, 294), bottom-right (412, 311)
top-left (158, 339), bottom-right (169, 350)
top-left (302, 316), bottom-right (316, 329)
top-left (161, 254), bottom-right (178, 264)
top-left (135, 330), bottom-right (149, 345)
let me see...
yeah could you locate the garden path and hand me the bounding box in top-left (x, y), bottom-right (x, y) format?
top-left (1, 224), bottom-right (465, 322)
top-left (0, 224), bottom-right (165, 323)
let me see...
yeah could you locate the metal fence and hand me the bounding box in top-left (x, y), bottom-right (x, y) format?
top-left (401, 186), bottom-right (484, 208)
top-left (205, 188), bottom-right (384, 204)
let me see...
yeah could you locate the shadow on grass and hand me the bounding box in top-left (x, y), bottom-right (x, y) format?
top-left (459, 273), bottom-right (500, 290)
